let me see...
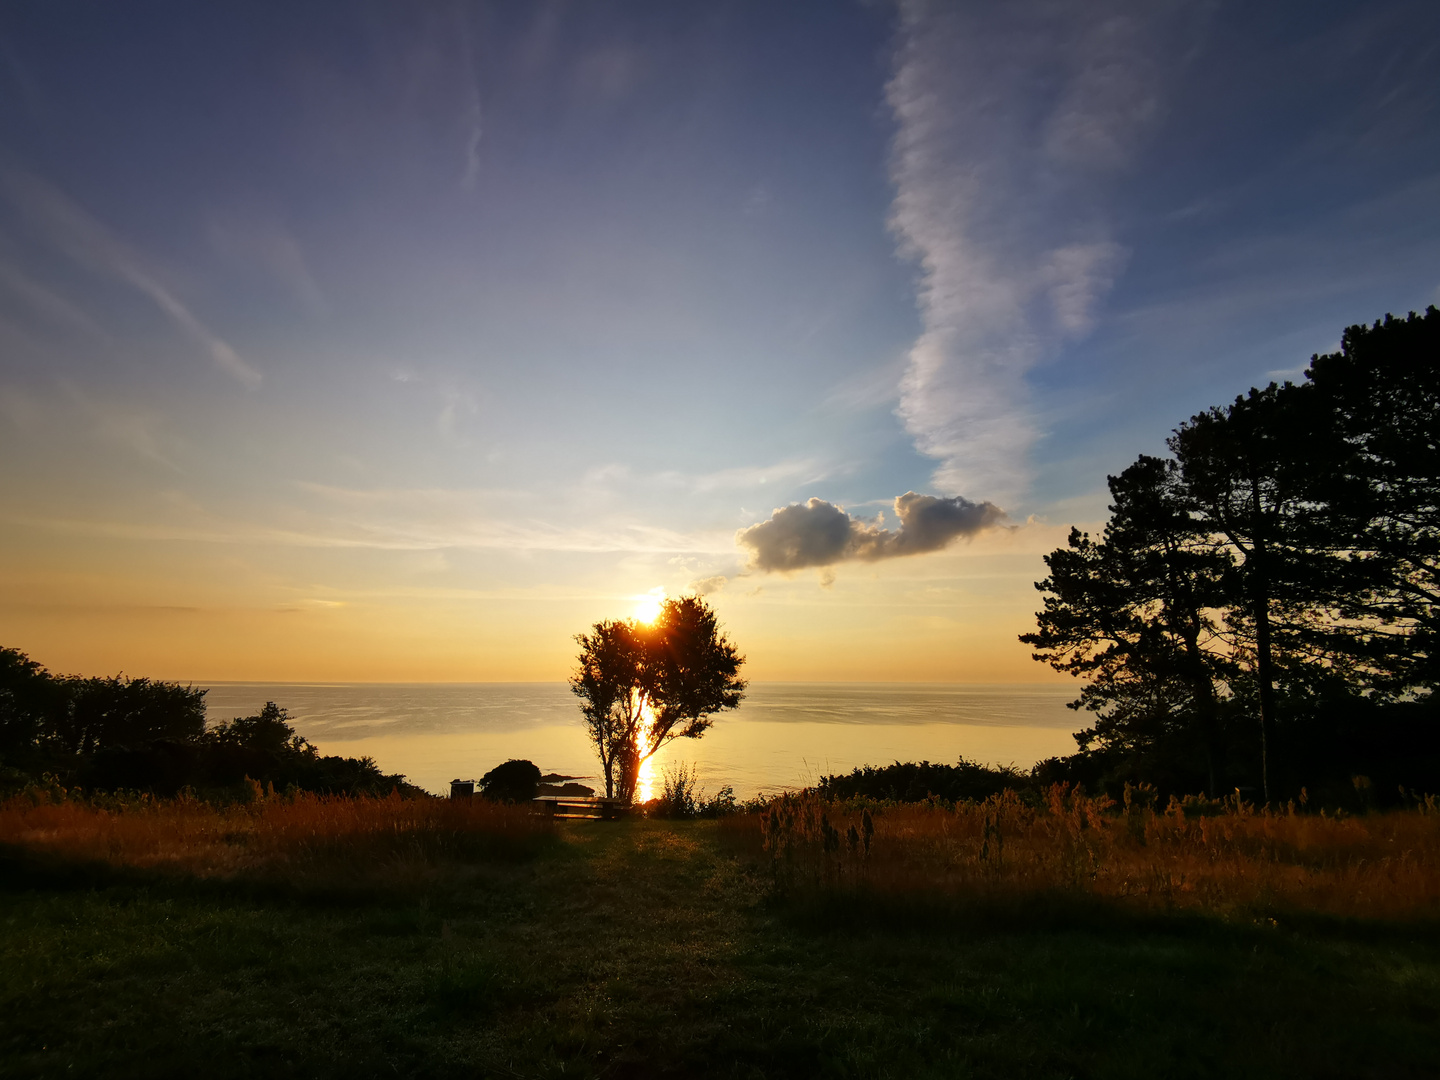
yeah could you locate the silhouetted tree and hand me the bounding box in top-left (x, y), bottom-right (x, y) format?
top-left (1301, 308), bottom-right (1440, 694)
top-left (571, 618), bottom-right (646, 800)
top-left (0, 648), bottom-right (64, 761)
top-left (1169, 384), bottom-right (1336, 801)
top-left (192, 701), bottom-right (414, 796)
top-left (52, 675), bottom-right (207, 757)
top-left (0, 651), bottom-right (425, 796)
top-left (1, 652), bottom-right (210, 787)
top-left (645, 596), bottom-right (747, 752)
top-left (1026, 308), bottom-right (1440, 802)
top-left (1021, 456), bottom-right (1234, 794)
top-left (571, 596), bottom-right (745, 801)
top-left (1172, 313), bottom-right (1440, 796)
top-left (209, 701), bottom-right (315, 756)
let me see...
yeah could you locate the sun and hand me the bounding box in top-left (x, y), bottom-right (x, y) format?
top-left (632, 588), bottom-right (665, 624)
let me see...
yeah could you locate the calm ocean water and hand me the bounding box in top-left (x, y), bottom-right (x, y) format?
top-left (201, 682), bottom-right (1083, 799)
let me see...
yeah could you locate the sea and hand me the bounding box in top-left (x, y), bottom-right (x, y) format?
top-left (201, 682), bottom-right (1083, 800)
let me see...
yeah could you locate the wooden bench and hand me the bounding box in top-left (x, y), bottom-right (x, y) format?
top-left (533, 795), bottom-right (630, 820)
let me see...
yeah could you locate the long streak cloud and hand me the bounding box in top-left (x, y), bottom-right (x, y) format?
top-left (0, 170), bottom-right (261, 388)
top-left (887, 0), bottom-right (1201, 504)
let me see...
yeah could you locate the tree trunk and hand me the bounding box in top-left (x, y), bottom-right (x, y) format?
top-left (1249, 477), bottom-right (1278, 805)
top-left (1185, 640), bottom-right (1221, 798)
top-left (617, 743), bottom-right (641, 804)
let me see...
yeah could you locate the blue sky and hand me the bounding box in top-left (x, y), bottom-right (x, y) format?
top-left (0, 0), bottom-right (1437, 681)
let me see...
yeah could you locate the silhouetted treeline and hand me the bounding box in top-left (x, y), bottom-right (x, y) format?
top-left (1023, 308), bottom-right (1440, 804)
top-left (0, 648), bottom-right (419, 798)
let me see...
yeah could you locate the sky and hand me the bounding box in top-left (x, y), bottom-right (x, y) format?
top-left (0, 0), bottom-right (1437, 684)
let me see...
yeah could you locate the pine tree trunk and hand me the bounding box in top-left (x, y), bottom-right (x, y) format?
top-left (1250, 478), bottom-right (1278, 805)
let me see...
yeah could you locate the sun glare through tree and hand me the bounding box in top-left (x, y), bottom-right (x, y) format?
top-left (631, 589), bottom-right (665, 625)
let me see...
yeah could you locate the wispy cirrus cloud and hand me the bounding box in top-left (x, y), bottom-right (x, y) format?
top-left (456, 7), bottom-right (484, 191)
top-left (206, 215), bottom-right (326, 318)
top-left (662, 457), bottom-right (825, 495)
top-left (887, 0), bottom-right (1204, 505)
top-left (285, 480), bottom-right (739, 555)
top-left (0, 170), bottom-right (261, 388)
top-left (566, 456), bottom-right (829, 499)
top-left (60, 382), bottom-right (182, 471)
top-left (7, 500), bottom-right (738, 557)
top-left (0, 257), bottom-right (106, 336)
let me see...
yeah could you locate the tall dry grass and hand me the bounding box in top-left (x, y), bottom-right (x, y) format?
top-left (722, 785), bottom-right (1440, 921)
top-left (1, 785), bottom-right (553, 890)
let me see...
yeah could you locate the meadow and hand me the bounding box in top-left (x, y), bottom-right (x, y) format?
top-left (729, 785), bottom-right (1440, 922)
top-left (3, 785), bottom-right (1440, 1078)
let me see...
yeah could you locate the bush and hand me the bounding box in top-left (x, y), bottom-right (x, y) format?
top-left (480, 759), bottom-right (541, 803)
top-left (817, 759), bottom-right (1029, 804)
top-left (704, 784), bottom-right (738, 817)
top-left (650, 762), bottom-right (702, 818)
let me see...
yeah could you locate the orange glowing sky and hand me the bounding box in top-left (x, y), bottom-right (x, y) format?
top-left (2, 3), bottom-right (1436, 683)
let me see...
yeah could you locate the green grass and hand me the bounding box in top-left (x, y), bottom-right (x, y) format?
top-left (3, 818), bottom-right (1439, 1078)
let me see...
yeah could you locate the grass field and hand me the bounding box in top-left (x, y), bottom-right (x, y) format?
top-left (3, 790), bottom-right (1440, 1078)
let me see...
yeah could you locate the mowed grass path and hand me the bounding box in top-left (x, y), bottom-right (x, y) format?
top-left (4, 817), bottom-right (1440, 1078)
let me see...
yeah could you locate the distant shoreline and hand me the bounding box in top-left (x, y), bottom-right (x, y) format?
top-left (194, 679), bottom-right (1079, 689)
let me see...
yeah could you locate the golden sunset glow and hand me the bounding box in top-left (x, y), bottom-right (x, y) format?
top-left (631, 589), bottom-right (665, 625)
top-left (0, 0), bottom-right (1425, 700)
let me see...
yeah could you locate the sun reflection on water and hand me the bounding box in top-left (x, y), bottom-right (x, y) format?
top-left (634, 699), bottom-right (657, 802)
top-left (636, 753), bottom-right (657, 803)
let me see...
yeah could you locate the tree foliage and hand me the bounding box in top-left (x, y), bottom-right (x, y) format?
top-left (1025, 308), bottom-right (1440, 800)
top-left (0, 649), bottom-right (417, 797)
top-left (0, 648), bottom-right (206, 760)
top-left (571, 596), bottom-right (745, 801)
top-left (1021, 456), bottom-right (1234, 794)
top-left (1304, 310), bottom-right (1440, 691)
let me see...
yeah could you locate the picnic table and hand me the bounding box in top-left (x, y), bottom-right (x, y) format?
top-left (533, 795), bottom-right (630, 820)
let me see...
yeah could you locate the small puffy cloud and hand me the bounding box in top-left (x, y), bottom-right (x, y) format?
top-left (881, 491), bottom-right (1007, 556)
top-left (736, 498), bottom-right (855, 572)
top-left (688, 574), bottom-right (729, 596)
top-left (736, 492), bottom-right (1004, 574)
